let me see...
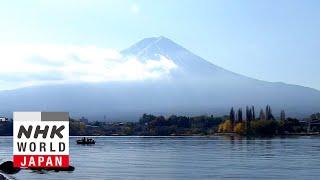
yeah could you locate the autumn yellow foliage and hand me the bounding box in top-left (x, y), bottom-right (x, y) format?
top-left (218, 120), bottom-right (233, 133)
top-left (234, 122), bottom-right (246, 135)
top-left (218, 120), bottom-right (247, 134)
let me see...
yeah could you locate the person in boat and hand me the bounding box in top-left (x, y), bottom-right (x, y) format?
top-left (87, 138), bottom-right (94, 143)
top-left (77, 137), bottom-right (95, 144)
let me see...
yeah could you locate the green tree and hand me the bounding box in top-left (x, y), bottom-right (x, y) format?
top-left (252, 106), bottom-right (256, 120)
top-left (246, 106), bottom-right (252, 134)
top-left (266, 105), bottom-right (275, 120)
top-left (229, 107), bottom-right (235, 130)
top-left (280, 110), bottom-right (286, 121)
top-left (237, 108), bottom-right (243, 122)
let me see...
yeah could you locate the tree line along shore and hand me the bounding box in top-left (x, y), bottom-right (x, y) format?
top-left (69, 105), bottom-right (320, 136)
top-left (0, 105), bottom-right (319, 136)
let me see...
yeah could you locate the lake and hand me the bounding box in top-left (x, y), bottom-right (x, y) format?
top-left (1, 136), bottom-right (320, 179)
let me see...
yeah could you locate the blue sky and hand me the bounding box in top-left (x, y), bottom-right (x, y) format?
top-left (0, 0), bottom-right (319, 90)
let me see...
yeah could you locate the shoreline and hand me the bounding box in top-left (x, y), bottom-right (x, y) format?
top-left (2, 133), bottom-right (320, 138)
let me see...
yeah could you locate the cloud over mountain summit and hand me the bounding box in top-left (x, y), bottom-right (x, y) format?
top-left (0, 44), bottom-right (177, 90)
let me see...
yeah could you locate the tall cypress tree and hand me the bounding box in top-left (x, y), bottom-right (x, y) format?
top-left (237, 108), bottom-right (243, 122)
top-left (266, 105), bottom-right (269, 120)
top-left (280, 110), bottom-right (286, 121)
top-left (230, 107), bottom-right (235, 129)
top-left (246, 106), bottom-right (249, 120)
top-left (246, 106), bottom-right (252, 133)
top-left (265, 105), bottom-right (274, 120)
top-left (252, 106), bottom-right (255, 120)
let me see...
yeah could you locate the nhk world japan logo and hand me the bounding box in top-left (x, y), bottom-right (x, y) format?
top-left (13, 112), bottom-right (69, 168)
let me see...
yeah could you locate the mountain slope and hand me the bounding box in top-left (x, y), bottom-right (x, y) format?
top-left (0, 37), bottom-right (319, 120)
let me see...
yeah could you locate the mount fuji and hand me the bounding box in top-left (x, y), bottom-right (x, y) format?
top-left (0, 36), bottom-right (319, 120)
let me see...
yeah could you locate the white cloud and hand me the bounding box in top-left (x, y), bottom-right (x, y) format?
top-left (0, 44), bottom-right (177, 90)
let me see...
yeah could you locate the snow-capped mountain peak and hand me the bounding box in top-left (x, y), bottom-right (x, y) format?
top-left (122, 36), bottom-right (225, 75)
top-left (121, 36), bottom-right (187, 59)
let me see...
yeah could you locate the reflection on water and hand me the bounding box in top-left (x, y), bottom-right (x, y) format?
top-left (0, 136), bottom-right (320, 179)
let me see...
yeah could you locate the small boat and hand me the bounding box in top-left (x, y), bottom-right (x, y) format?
top-left (76, 137), bottom-right (95, 145)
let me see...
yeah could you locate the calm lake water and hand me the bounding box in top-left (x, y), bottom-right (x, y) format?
top-left (1, 136), bottom-right (320, 180)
